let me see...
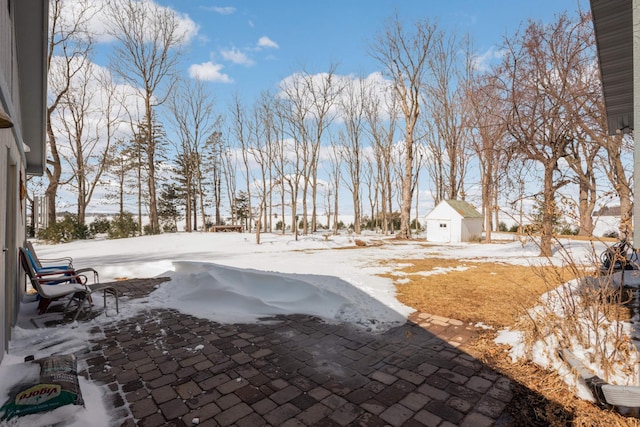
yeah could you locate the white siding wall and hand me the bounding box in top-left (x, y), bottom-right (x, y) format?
top-left (426, 202), bottom-right (483, 243)
top-left (0, 0), bottom-right (28, 362)
top-left (426, 203), bottom-right (460, 243)
top-left (460, 218), bottom-right (483, 242)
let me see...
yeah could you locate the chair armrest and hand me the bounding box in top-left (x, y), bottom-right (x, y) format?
top-left (39, 256), bottom-right (73, 264)
top-left (37, 273), bottom-right (87, 285)
top-left (35, 269), bottom-right (76, 277)
top-left (74, 267), bottom-right (99, 282)
top-left (38, 282), bottom-right (87, 298)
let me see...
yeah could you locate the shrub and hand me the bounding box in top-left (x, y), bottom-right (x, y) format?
top-left (90, 217), bottom-right (111, 235)
top-left (603, 230), bottom-right (620, 239)
top-left (143, 224), bottom-right (161, 235)
top-left (498, 221), bottom-right (508, 232)
top-left (559, 224), bottom-right (579, 236)
top-left (108, 212), bottom-right (138, 239)
top-left (163, 223), bottom-right (177, 233)
top-left (519, 242), bottom-right (638, 385)
top-left (36, 214), bottom-right (90, 243)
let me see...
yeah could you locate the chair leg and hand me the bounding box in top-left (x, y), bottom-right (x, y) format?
top-left (66, 291), bottom-right (90, 321)
top-left (102, 288), bottom-right (119, 316)
top-left (73, 293), bottom-right (89, 321)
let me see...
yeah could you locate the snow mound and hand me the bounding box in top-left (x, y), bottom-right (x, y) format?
top-left (148, 261), bottom-right (406, 332)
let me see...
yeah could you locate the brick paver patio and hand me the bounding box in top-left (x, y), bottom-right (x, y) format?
top-left (74, 277), bottom-right (515, 426)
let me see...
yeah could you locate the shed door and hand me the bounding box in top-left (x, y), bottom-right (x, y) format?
top-left (430, 220), bottom-right (451, 243)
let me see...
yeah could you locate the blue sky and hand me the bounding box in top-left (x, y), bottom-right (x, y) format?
top-left (147, 0), bottom-right (589, 106)
top-left (52, 0), bottom-right (594, 217)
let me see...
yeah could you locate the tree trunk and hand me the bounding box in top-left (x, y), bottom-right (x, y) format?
top-left (399, 135), bottom-right (413, 239)
top-left (146, 116), bottom-right (159, 234)
top-left (540, 167), bottom-right (555, 257)
top-left (577, 178), bottom-right (595, 236)
top-left (45, 122), bottom-right (61, 225)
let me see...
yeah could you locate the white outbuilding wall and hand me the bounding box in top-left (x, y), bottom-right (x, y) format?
top-left (425, 200), bottom-right (483, 243)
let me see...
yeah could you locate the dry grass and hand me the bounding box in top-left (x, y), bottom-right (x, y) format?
top-left (469, 332), bottom-right (640, 427)
top-left (383, 258), bottom-right (576, 328)
top-left (379, 252), bottom-right (639, 426)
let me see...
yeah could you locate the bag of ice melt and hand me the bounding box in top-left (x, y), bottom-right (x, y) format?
top-left (0, 354), bottom-right (84, 421)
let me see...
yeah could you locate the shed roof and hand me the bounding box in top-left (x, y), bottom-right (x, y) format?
top-left (426, 200), bottom-right (483, 219)
top-left (445, 200), bottom-right (482, 218)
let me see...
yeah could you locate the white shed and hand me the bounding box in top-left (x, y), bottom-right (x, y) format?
top-left (425, 200), bottom-right (483, 243)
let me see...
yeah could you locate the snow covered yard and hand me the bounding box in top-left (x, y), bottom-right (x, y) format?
top-left (0, 231), bottom-right (637, 425)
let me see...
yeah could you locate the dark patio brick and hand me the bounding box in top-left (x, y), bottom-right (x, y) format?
top-left (75, 280), bottom-right (513, 426)
top-left (270, 385), bottom-right (302, 404)
top-left (264, 402), bottom-right (301, 425)
top-left (380, 403), bottom-right (414, 427)
top-left (130, 397), bottom-right (158, 419)
top-left (159, 398), bottom-right (189, 420)
top-left (151, 385), bottom-right (177, 404)
top-left (296, 402), bottom-right (333, 425)
top-left (215, 402), bottom-right (253, 425)
top-left (329, 402), bottom-right (363, 426)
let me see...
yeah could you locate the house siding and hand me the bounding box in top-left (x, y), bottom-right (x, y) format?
top-left (0, 0), bottom-right (48, 362)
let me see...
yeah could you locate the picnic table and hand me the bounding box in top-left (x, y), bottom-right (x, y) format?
top-left (209, 225), bottom-right (243, 232)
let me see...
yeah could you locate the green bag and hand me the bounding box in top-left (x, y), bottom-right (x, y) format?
top-left (0, 354), bottom-right (84, 421)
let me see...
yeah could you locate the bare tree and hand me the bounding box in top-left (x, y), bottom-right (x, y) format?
top-left (169, 78), bottom-right (219, 231)
top-left (56, 64), bottom-right (122, 225)
top-left (270, 97), bottom-right (291, 234)
top-left (365, 82), bottom-right (399, 235)
top-left (424, 32), bottom-right (473, 202)
top-left (326, 136), bottom-right (343, 235)
top-left (203, 131), bottom-right (225, 227)
top-left (278, 75), bottom-right (311, 239)
top-left (221, 142), bottom-right (238, 226)
top-left (498, 15), bottom-right (579, 256)
top-left (46, 0), bottom-right (97, 224)
top-left (338, 78), bottom-right (370, 234)
top-left (246, 93), bottom-right (273, 239)
top-left (303, 67), bottom-right (342, 233)
top-left (106, 0), bottom-right (186, 234)
top-left (554, 11), bottom-right (614, 237)
top-left (599, 136), bottom-right (632, 239)
top-left (230, 95), bottom-right (253, 232)
top-left (279, 67), bottom-right (341, 234)
top-left (362, 152), bottom-right (378, 231)
top-left (256, 91), bottom-right (281, 233)
top-left (104, 138), bottom-right (137, 215)
top-left (467, 73), bottom-right (508, 242)
top-left (370, 15), bottom-right (437, 238)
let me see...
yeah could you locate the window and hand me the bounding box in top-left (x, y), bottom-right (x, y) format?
top-left (439, 223), bottom-right (447, 228)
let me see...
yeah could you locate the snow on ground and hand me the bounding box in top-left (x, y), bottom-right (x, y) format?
top-left (0, 231), bottom-right (626, 425)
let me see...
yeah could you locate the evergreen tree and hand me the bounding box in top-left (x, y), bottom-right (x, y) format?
top-left (234, 191), bottom-right (249, 230)
top-left (158, 183), bottom-right (183, 232)
top-left (132, 111), bottom-right (168, 234)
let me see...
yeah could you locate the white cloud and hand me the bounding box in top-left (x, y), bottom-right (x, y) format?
top-left (473, 46), bottom-right (506, 72)
top-left (220, 48), bottom-right (255, 66)
top-left (257, 36), bottom-right (279, 49)
top-left (207, 6), bottom-right (236, 15)
top-left (278, 71), bottom-right (396, 124)
top-left (58, 0), bottom-right (199, 44)
top-left (188, 61), bottom-right (233, 83)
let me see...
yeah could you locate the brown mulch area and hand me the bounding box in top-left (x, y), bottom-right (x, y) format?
top-left (467, 331), bottom-right (638, 427)
top-left (377, 249), bottom-right (640, 426)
